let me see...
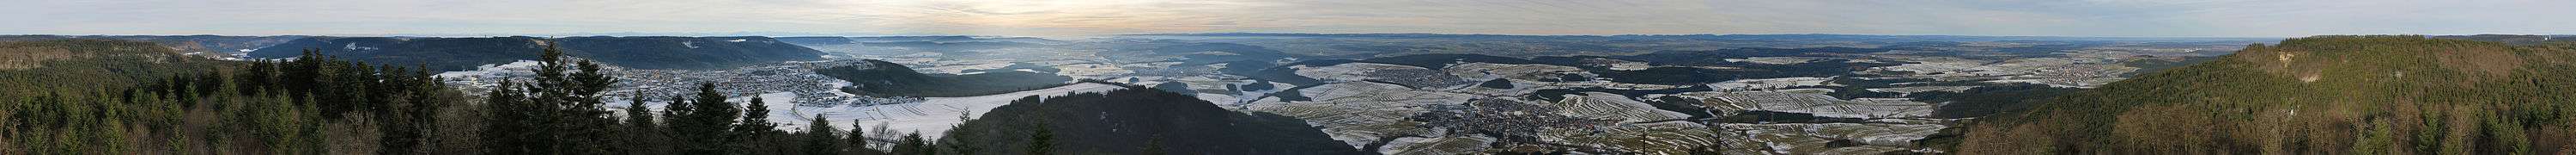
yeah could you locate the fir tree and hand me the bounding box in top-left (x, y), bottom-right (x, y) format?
top-left (804, 115), bottom-right (842, 155)
top-left (1139, 135), bottom-right (1165, 155)
top-left (625, 91), bottom-right (656, 128)
top-left (622, 91), bottom-right (670, 154)
top-left (740, 96), bottom-right (775, 133)
top-left (671, 83), bottom-right (740, 154)
top-left (944, 110), bottom-right (978, 155)
top-left (892, 133), bottom-right (932, 155)
top-left (479, 44), bottom-right (621, 154)
top-left (478, 79), bottom-right (538, 154)
top-left (738, 96), bottom-right (778, 153)
top-left (1026, 124), bottom-right (1053, 155)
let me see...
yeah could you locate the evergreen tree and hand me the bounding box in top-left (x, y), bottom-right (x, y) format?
top-left (662, 95), bottom-right (691, 127)
top-left (804, 115), bottom-right (842, 155)
top-left (478, 44), bottom-right (621, 154)
top-left (375, 64), bottom-right (443, 155)
top-left (376, 89), bottom-right (422, 155)
top-left (1026, 124), bottom-right (1053, 155)
top-left (625, 91), bottom-right (657, 128)
top-left (1139, 135), bottom-right (1165, 155)
top-left (0, 40), bottom-right (466, 154)
top-left (479, 79), bottom-right (539, 153)
top-left (891, 133), bottom-right (931, 155)
top-left (943, 110), bottom-right (978, 155)
top-left (737, 96), bottom-right (779, 153)
top-left (671, 83), bottom-right (741, 154)
top-left (741, 97), bottom-right (775, 133)
top-left (622, 91), bottom-right (672, 154)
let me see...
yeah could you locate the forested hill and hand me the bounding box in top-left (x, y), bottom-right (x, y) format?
top-left (246, 36), bottom-right (823, 71)
top-left (1953, 35), bottom-right (2576, 154)
top-left (813, 59), bottom-right (1072, 97)
top-left (931, 85), bottom-right (1364, 155)
top-left (0, 35), bottom-right (305, 56)
top-left (4, 39), bottom-right (870, 154)
top-left (3, 39), bottom-right (475, 154)
top-left (0, 40), bottom-right (224, 96)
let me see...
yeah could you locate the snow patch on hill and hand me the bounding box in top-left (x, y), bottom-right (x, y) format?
top-left (434, 60), bottom-right (544, 78)
top-left (343, 43), bottom-right (378, 51)
top-left (777, 83), bottom-right (1125, 139)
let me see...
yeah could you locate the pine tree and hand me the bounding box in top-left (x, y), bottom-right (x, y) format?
top-left (625, 91), bottom-right (656, 128)
top-left (944, 110), bottom-right (979, 155)
top-left (479, 79), bottom-right (537, 154)
top-left (479, 44), bottom-right (621, 154)
top-left (1027, 124), bottom-right (1053, 155)
top-left (662, 95), bottom-right (690, 127)
top-left (374, 65), bottom-right (442, 155)
top-left (741, 97), bottom-right (775, 133)
top-left (1139, 135), bottom-right (1165, 155)
top-left (737, 96), bottom-right (778, 153)
top-left (376, 90), bottom-right (422, 155)
top-left (622, 91), bottom-right (671, 154)
top-left (804, 114), bottom-right (842, 155)
top-left (408, 71), bottom-right (448, 155)
top-left (672, 83), bottom-right (740, 154)
top-left (892, 133), bottom-right (931, 155)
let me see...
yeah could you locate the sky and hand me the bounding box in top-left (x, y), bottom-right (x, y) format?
top-left (3, 0), bottom-right (2569, 37)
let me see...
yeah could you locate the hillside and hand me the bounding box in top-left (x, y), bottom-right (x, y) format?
top-left (936, 86), bottom-right (1365, 154)
top-left (246, 36), bottom-right (823, 71)
top-left (2432, 34), bottom-right (2576, 46)
top-left (1103, 41), bottom-right (1294, 65)
top-left (1, 39), bottom-right (475, 154)
top-left (1954, 35), bottom-right (2576, 154)
top-left (0, 35), bottom-right (304, 56)
top-left (0, 40), bottom-right (228, 96)
top-left (859, 41), bottom-right (1045, 53)
top-left (813, 59), bottom-right (1072, 97)
top-left (774, 36), bottom-right (859, 46)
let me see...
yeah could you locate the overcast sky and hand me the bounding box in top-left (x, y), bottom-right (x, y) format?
top-left (4, 0), bottom-right (2568, 37)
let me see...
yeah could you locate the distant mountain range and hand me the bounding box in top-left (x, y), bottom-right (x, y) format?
top-left (247, 36), bottom-right (823, 71)
top-left (0, 34), bottom-right (306, 56)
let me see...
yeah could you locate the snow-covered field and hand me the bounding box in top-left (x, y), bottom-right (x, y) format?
top-left (1242, 82), bottom-right (1479, 148)
top-left (1706, 77), bottom-right (1834, 91)
top-left (1547, 92), bottom-right (1691, 122)
top-left (1441, 63), bottom-right (1583, 81)
top-left (1291, 62), bottom-right (1432, 82)
top-left (1685, 91), bottom-right (1935, 119)
top-left (918, 61), bottom-right (1013, 74)
top-left (1583, 58), bottom-right (1654, 71)
top-left (1869, 56), bottom-right (2140, 88)
top-left (1048, 63), bottom-right (1132, 78)
top-left (1725, 57), bottom-right (1821, 65)
top-left (1377, 135), bottom-right (1496, 155)
top-left (769, 83), bottom-right (1126, 139)
top-left (434, 60), bottom-right (544, 81)
top-left (1716, 123), bottom-right (1945, 154)
top-left (1864, 86), bottom-right (1978, 94)
top-left (433, 60), bottom-right (549, 93)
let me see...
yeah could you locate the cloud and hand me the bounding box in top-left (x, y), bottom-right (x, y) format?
top-left (3, 0), bottom-right (2567, 37)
